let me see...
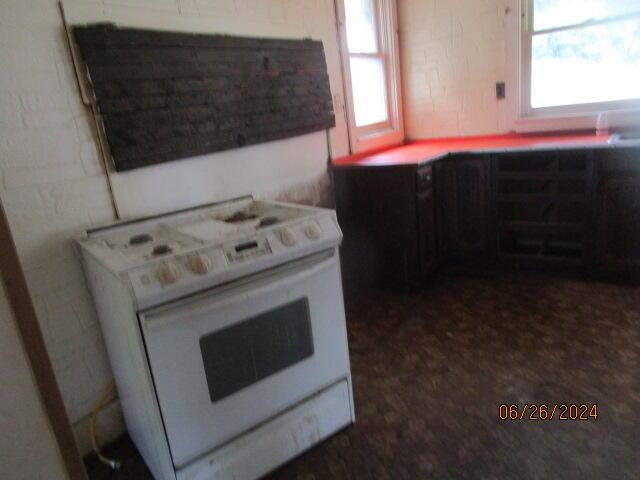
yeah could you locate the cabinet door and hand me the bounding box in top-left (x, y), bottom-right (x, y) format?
top-left (334, 166), bottom-right (421, 290)
top-left (597, 176), bottom-right (640, 273)
top-left (435, 161), bottom-right (452, 258)
top-left (436, 156), bottom-right (489, 259)
top-left (417, 189), bottom-right (437, 275)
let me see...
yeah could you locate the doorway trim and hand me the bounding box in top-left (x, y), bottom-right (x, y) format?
top-left (0, 197), bottom-right (88, 480)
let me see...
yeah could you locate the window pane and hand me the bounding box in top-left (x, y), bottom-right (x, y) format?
top-left (349, 56), bottom-right (388, 126)
top-left (531, 18), bottom-right (640, 108)
top-left (534, 0), bottom-right (640, 32)
top-left (344, 0), bottom-right (378, 53)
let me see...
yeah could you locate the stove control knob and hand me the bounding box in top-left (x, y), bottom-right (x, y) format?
top-left (279, 227), bottom-right (297, 247)
top-left (187, 253), bottom-right (213, 275)
top-left (304, 223), bottom-right (322, 240)
top-left (157, 263), bottom-right (181, 285)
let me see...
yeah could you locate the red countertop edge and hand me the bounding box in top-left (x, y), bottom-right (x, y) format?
top-left (332, 131), bottom-right (615, 167)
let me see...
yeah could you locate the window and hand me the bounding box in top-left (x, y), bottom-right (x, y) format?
top-left (338, 0), bottom-right (403, 152)
top-left (521, 0), bottom-right (640, 117)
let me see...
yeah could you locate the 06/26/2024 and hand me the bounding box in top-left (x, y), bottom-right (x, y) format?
top-left (498, 404), bottom-right (598, 421)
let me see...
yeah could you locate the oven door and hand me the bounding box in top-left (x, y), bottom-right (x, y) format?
top-left (139, 250), bottom-right (351, 468)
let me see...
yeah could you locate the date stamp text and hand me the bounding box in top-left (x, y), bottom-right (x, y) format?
top-left (498, 404), bottom-right (598, 421)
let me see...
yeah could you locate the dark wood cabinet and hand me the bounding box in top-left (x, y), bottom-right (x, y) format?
top-left (416, 167), bottom-right (437, 275)
top-left (333, 163), bottom-right (438, 290)
top-left (333, 165), bottom-right (425, 289)
top-left (598, 178), bottom-right (640, 266)
top-left (435, 155), bottom-right (490, 259)
top-left (492, 150), bottom-right (595, 271)
top-left (334, 145), bottom-right (640, 290)
top-left (595, 148), bottom-right (640, 278)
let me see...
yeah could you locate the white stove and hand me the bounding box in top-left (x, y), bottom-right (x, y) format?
top-left (81, 196), bottom-right (344, 309)
top-left (77, 196), bottom-right (355, 480)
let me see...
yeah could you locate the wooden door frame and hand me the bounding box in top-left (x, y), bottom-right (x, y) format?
top-left (0, 196), bottom-right (88, 480)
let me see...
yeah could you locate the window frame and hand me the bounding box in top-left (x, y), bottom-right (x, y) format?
top-left (508, 0), bottom-right (640, 131)
top-left (336, 0), bottom-right (403, 153)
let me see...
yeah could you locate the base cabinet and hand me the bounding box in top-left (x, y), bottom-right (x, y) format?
top-left (492, 150), bottom-right (595, 272)
top-left (598, 178), bottom-right (640, 264)
top-left (435, 155), bottom-right (490, 259)
top-left (333, 166), bottom-right (427, 290)
top-left (595, 148), bottom-right (640, 278)
top-left (334, 146), bottom-right (640, 290)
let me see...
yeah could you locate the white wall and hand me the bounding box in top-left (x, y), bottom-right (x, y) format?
top-left (0, 278), bottom-right (69, 480)
top-left (0, 0), bottom-right (349, 453)
top-left (398, 0), bottom-right (509, 139)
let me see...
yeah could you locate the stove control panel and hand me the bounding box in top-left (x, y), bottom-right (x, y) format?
top-left (129, 247), bottom-right (227, 300)
top-left (276, 221), bottom-right (323, 248)
top-left (304, 222), bottom-right (322, 240)
top-left (156, 262), bottom-right (181, 285)
top-left (278, 227), bottom-right (297, 247)
top-left (186, 253), bottom-right (213, 275)
top-left (127, 214), bottom-right (341, 307)
top-left (225, 237), bottom-right (272, 264)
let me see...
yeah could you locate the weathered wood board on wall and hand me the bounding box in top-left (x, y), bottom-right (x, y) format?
top-left (73, 24), bottom-right (335, 172)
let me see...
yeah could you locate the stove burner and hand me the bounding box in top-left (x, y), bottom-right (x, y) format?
top-left (152, 244), bottom-right (172, 256)
top-left (223, 210), bottom-right (258, 223)
top-left (258, 216), bottom-right (279, 227)
top-left (129, 233), bottom-right (153, 245)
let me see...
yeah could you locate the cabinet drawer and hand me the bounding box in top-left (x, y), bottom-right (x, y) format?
top-left (416, 166), bottom-right (433, 192)
top-left (496, 151), bottom-right (557, 173)
top-left (598, 148), bottom-right (640, 176)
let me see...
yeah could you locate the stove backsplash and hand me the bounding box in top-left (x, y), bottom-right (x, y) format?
top-left (271, 172), bottom-right (333, 209)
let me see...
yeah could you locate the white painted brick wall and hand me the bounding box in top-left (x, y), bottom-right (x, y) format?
top-left (0, 0), bottom-right (348, 455)
top-left (1, 278), bottom-right (69, 480)
top-left (398, 0), bottom-right (509, 139)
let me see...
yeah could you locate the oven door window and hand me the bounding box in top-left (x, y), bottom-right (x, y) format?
top-left (200, 298), bottom-right (314, 402)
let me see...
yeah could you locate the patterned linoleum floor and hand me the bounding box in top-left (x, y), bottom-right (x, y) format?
top-left (85, 268), bottom-right (640, 480)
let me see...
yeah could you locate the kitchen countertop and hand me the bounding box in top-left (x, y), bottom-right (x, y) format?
top-left (332, 132), bottom-right (618, 168)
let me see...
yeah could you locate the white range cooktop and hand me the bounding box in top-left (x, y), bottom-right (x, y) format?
top-left (77, 196), bottom-right (342, 309)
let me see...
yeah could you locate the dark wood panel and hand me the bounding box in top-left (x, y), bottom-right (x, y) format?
top-left (112, 121), bottom-right (331, 171)
top-left (73, 24), bottom-right (335, 171)
top-left (333, 165), bottom-right (421, 290)
top-left (436, 155), bottom-right (489, 260)
top-left (335, 147), bottom-right (640, 289)
top-left (593, 147), bottom-right (640, 278)
top-left (94, 79), bottom-right (329, 111)
top-left (80, 46), bottom-right (324, 66)
top-left (598, 147), bottom-right (640, 176)
top-left (85, 61), bottom-right (328, 82)
top-left (74, 26), bottom-right (323, 50)
top-left (596, 176), bottom-right (640, 275)
top-left (104, 108), bottom-right (332, 147)
top-left (417, 188), bottom-right (437, 275)
top-left (98, 85), bottom-right (330, 114)
top-left (492, 150), bottom-right (596, 269)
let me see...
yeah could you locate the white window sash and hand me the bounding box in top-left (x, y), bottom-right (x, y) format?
top-left (337, 0), bottom-right (404, 153)
top-left (532, 11), bottom-right (640, 36)
top-left (518, 0), bottom-right (640, 118)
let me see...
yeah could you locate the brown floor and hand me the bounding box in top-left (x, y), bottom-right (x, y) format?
top-left (85, 268), bottom-right (640, 480)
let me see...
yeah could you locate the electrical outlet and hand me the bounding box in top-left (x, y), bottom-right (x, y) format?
top-left (496, 82), bottom-right (506, 100)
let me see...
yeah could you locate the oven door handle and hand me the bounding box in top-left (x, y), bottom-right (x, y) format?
top-left (140, 251), bottom-right (337, 331)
